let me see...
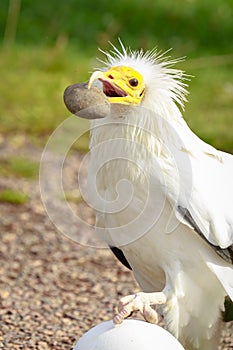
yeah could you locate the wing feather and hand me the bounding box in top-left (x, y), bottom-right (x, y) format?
top-left (178, 205), bottom-right (233, 264)
top-left (185, 149), bottom-right (233, 251)
top-left (164, 125), bottom-right (233, 261)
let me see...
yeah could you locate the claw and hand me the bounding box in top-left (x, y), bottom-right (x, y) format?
top-left (113, 292), bottom-right (166, 325)
top-left (143, 304), bottom-right (159, 324)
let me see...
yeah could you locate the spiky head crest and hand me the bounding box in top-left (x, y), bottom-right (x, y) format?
top-left (98, 40), bottom-right (189, 110)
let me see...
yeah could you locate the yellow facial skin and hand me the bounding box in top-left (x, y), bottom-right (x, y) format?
top-left (88, 66), bottom-right (145, 105)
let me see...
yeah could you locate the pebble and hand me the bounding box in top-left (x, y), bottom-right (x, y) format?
top-left (63, 83), bottom-right (110, 119)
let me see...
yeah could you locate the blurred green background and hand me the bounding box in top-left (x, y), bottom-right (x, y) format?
top-left (0, 0), bottom-right (233, 152)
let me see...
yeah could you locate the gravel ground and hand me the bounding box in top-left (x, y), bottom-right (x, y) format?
top-left (0, 141), bottom-right (232, 349)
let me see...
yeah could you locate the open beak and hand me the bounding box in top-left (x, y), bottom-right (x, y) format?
top-left (88, 71), bottom-right (127, 100)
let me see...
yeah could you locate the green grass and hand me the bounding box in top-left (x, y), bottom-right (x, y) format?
top-left (1, 0), bottom-right (233, 55)
top-left (0, 189), bottom-right (29, 204)
top-left (0, 45), bottom-right (91, 137)
top-left (183, 61), bottom-right (233, 153)
top-left (0, 156), bottom-right (39, 178)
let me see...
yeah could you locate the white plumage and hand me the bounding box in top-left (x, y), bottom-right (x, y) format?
top-left (87, 43), bottom-right (233, 350)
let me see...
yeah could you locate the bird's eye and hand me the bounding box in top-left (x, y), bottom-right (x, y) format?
top-left (129, 78), bottom-right (138, 87)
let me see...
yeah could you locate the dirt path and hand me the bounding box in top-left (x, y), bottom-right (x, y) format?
top-left (0, 142), bottom-right (232, 349)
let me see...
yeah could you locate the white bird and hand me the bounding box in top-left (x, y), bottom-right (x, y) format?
top-left (87, 42), bottom-right (233, 350)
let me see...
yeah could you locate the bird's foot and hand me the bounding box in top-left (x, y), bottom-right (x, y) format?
top-left (114, 291), bottom-right (166, 324)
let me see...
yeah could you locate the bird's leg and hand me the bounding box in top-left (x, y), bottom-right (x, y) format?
top-left (114, 291), bottom-right (167, 324)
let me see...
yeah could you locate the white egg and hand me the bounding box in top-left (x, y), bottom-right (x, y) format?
top-left (73, 319), bottom-right (185, 350)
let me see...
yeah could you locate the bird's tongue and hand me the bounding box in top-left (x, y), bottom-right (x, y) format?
top-left (99, 79), bottom-right (127, 98)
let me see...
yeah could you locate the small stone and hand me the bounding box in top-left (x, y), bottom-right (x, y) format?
top-left (37, 341), bottom-right (49, 350)
top-left (0, 290), bottom-right (10, 299)
top-left (63, 83), bottom-right (110, 119)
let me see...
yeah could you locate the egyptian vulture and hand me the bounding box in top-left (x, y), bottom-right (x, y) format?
top-left (86, 43), bottom-right (233, 350)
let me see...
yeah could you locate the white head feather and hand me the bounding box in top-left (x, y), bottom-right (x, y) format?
top-left (98, 40), bottom-right (189, 112)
